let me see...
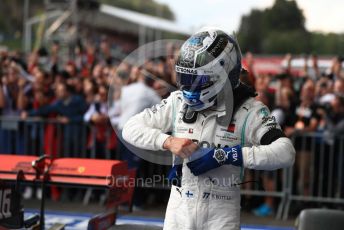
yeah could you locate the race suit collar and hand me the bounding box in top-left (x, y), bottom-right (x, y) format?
top-left (204, 82), bottom-right (257, 118)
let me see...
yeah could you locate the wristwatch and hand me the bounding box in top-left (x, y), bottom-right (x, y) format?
top-left (213, 148), bottom-right (228, 165)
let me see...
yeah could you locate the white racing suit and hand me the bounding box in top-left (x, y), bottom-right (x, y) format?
top-left (122, 89), bottom-right (295, 230)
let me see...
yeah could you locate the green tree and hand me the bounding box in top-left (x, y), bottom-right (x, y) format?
top-left (237, 9), bottom-right (265, 53)
top-left (264, 0), bottom-right (305, 31)
top-left (262, 30), bottom-right (311, 54)
top-left (238, 0), bottom-right (311, 54)
top-left (310, 33), bottom-right (344, 55)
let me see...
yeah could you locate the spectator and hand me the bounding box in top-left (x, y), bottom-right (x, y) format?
top-left (116, 72), bottom-right (161, 132)
top-left (304, 54), bottom-right (320, 81)
top-left (272, 87), bottom-right (295, 128)
top-left (83, 78), bottom-right (97, 104)
top-left (0, 64), bottom-right (25, 154)
top-left (84, 84), bottom-right (116, 158)
top-left (286, 79), bottom-right (320, 196)
top-left (316, 76), bottom-right (334, 105)
top-left (255, 74), bottom-right (275, 107)
top-left (323, 95), bottom-right (344, 145)
top-left (244, 52), bottom-right (256, 86)
top-left (334, 78), bottom-right (344, 95)
top-left (110, 67), bottom-right (161, 209)
top-left (22, 82), bottom-right (88, 157)
top-left (328, 56), bottom-right (343, 80)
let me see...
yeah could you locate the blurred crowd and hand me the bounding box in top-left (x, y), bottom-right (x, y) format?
top-left (0, 37), bottom-right (176, 201)
top-left (241, 53), bottom-right (344, 144)
top-left (0, 37), bottom-right (178, 157)
top-left (0, 36), bottom-right (344, 212)
top-left (242, 53), bottom-right (344, 216)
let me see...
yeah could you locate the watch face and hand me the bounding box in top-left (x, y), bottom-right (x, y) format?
top-left (213, 149), bottom-right (228, 164)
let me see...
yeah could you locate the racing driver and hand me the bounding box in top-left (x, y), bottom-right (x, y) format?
top-left (122, 28), bottom-right (295, 230)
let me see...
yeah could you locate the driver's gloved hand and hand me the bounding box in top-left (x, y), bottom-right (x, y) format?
top-left (187, 145), bottom-right (242, 176)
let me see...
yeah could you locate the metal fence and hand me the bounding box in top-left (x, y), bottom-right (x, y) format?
top-left (1, 117), bottom-right (344, 219)
top-left (283, 132), bottom-right (344, 219)
top-left (240, 168), bottom-right (288, 219)
top-left (0, 116), bottom-right (117, 160)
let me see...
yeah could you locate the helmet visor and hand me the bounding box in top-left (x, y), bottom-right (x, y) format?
top-left (176, 73), bottom-right (214, 92)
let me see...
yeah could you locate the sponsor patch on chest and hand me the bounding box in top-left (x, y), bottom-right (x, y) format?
top-left (176, 127), bottom-right (188, 133)
top-left (215, 132), bottom-right (238, 142)
top-left (202, 192), bottom-right (232, 201)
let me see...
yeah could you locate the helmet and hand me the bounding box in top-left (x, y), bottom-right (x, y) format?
top-left (175, 28), bottom-right (242, 111)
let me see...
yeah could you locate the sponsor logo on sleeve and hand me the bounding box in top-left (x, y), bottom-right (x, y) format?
top-left (259, 107), bottom-right (269, 117)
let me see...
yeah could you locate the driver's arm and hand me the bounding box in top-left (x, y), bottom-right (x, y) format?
top-left (242, 104), bottom-right (295, 170)
top-left (122, 92), bottom-right (177, 151)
